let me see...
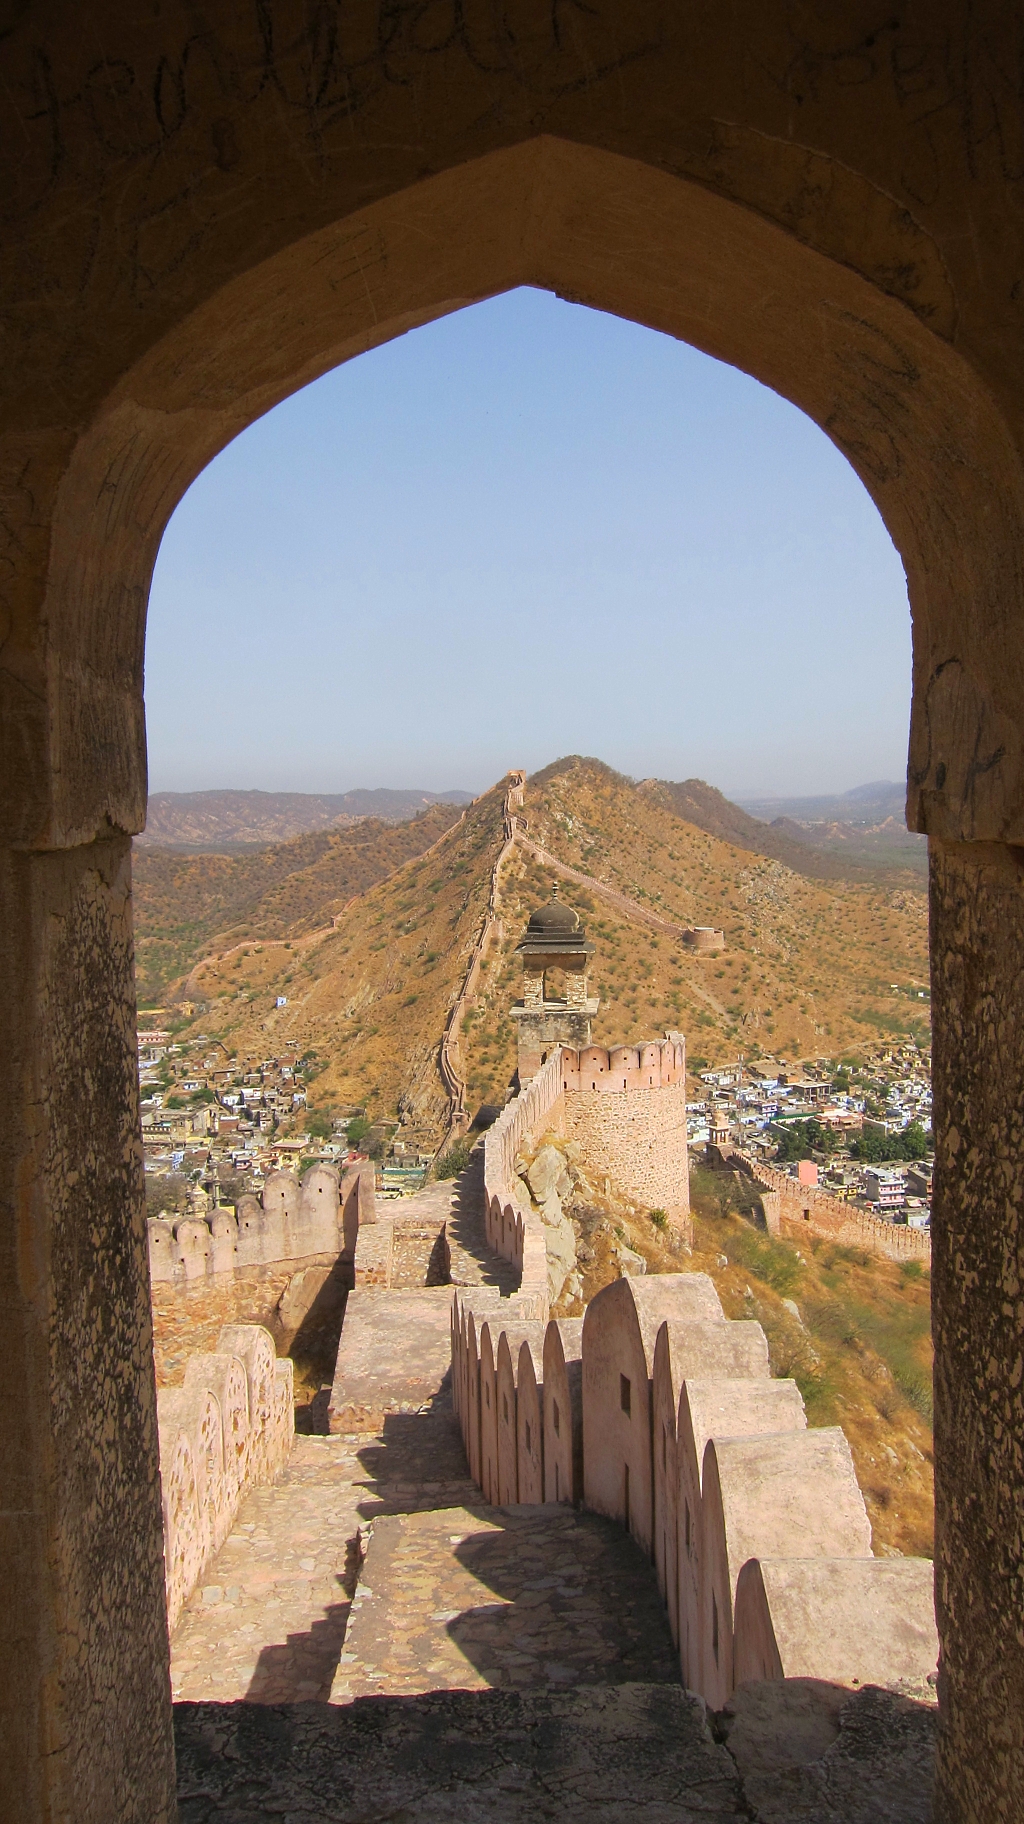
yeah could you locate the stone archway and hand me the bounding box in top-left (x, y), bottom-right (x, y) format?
top-left (4, 14), bottom-right (1024, 1820)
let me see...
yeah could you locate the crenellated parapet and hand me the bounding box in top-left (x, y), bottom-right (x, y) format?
top-left (147, 1161), bottom-right (374, 1286)
top-left (451, 1274), bottom-right (938, 1710)
top-left (481, 1049), bottom-right (564, 1319)
top-left (728, 1151), bottom-right (932, 1264)
top-left (560, 1038), bottom-right (686, 1092)
top-left (156, 1323), bottom-right (293, 1633)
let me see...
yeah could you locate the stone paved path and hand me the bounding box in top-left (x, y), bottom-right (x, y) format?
top-left (175, 1684), bottom-right (746, 1823)
top-left (171, 1386), bottom-right (677, 1706)
top-left (171, 1198), bottom-right (938, 1822)
top-left (332, 1498), bottom-right (679, 1700)
top-left (170, 1434), bottom-right (366, 1702)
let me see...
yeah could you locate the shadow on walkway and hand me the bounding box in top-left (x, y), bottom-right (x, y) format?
top-left (243, 1536), bottom-right (364, 1703)
top-left (445, 1150), bottom-right (520, 1294)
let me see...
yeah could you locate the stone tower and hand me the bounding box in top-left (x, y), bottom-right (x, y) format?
top-left (511, 887), bottom-right (599, 1081)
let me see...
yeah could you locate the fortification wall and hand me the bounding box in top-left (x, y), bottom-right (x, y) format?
top-left (156, 1322), bottom-right (293, 1633)
top-left (451, 1278), bottom-right (937, 1711)
top-left (147, 1161), bottom-right (374, 1287)
top-left (482, 1039), bottom-right (692, 1299)
top-left (481, 1048), bottom-right (565, 1319)
top-left (730, 1152), bottom-right (932, 1264)
top-left (560, 1040), bottom-right (689, 1232)
top-left (438, 772), bottom-right (526, 1143)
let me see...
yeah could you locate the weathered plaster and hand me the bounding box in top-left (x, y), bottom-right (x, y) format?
top-left (931, 839), bottom-right (1024, 1820)
top-left (0, 835), bottom-right (175, 1822)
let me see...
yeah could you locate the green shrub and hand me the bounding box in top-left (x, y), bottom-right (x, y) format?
top-left (649, 1208), bottom-right (668, 1231)
top-left (436, 1139), bottom-right (472, 1180)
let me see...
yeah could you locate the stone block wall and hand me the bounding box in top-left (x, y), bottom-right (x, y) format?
top-left (727, 1152), bottom-right (931, 1264)
top-left (156, 1322), bottom-right (293, 1633)
top-left (481, 1038), bottom-right (691, 1305)
top-left (561, 1040), bottom-right (690, 1233)
top-left (451, 1276), bottom-right (937, 1710)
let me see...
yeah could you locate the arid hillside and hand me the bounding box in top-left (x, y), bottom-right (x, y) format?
top-left (167, 758), bottom-right (930, 1143)
top-left (133, 802), bottom-right (464, 1004)
top-left (640, 774), bottom-right (926, 881)
top-left (174, 781), bottom-right (511, 1135)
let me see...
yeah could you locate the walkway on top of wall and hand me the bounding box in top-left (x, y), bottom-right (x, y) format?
top-left (171, 1169), bottom-right (936, 1823)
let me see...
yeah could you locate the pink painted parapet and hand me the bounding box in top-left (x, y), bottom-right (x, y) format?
top-left (543, 1318), bottom-right (584, 1507)
top-left (675, 1375), bottom-right (806, 1692)
top-left (560, 1039), bottom-right (686, 1092)
top-left (581, 1275), bottom-right (722, 1559)
top-left (482, 1049), bottom-right (564, 1319)
top-left (156, 1323), bottom-right (293, 1633)
top-left (733, 1556), bottom-right (938, 1689)
top-left (516, 1335), bottom-right (545, 1504)
top-left (147, 1162), bottom-right (375, 1286)
top-left (651, 1319), bottom-right (772, 1652)
top-left (700, 1428), bottom-right (873, 1710)
top-left (494, 1322), bottom-right (546, 1504)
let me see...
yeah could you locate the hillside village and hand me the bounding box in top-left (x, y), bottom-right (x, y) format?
top-left (139, 1023), bottom-right (933, 1231)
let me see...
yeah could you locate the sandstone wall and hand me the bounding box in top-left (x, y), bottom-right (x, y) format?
top-left (481, 1048), bottom-right (564, 1319)
top-left (451, 1278), bottom-right (937, 1712)
top-left (561, 1041), bottom-right (690, 1232)
top-left (147, 1161), bottom-right (374, 1286)
top-left (156, 1322), bottom-right (293, 1633)
top-left (729, 1152), bottom-right (932, 1264)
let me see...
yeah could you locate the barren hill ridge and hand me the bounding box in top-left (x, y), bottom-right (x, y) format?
top-left (165, 758), bottom-right (929, 1144)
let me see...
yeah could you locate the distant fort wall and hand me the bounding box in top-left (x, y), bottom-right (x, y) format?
top-left (515, 834), bottom-right (724, 951)
top-left (147, 1161), bottom-right (375, 1287)
top-left (721, 1150), bottom-right (932, 1263)
top-left (438, 770), bottom-right (527, 1144)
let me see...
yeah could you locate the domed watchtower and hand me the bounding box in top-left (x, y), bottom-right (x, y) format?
top-left (511, 887), bottom-right (599, 1081)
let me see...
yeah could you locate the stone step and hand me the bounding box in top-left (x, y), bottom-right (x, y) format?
top-left (174, 1677), bottom-right (937, 1823)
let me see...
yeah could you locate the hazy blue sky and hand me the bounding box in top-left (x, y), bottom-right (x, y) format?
top-left (146, 287), bottom-right (912, 801)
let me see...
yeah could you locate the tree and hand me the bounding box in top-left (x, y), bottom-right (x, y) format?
top-left (850, 1127), bottom-right (891, 1163)
top-left (898, 1121), bottom-right (929, 1161)
top-left (773, 1117), bottom-right (838, 1162)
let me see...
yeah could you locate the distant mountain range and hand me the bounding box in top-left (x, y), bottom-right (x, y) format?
top-left (139, 787), bottom-right (474, 849)
top-left (736, 781), bottom-right (907, 823)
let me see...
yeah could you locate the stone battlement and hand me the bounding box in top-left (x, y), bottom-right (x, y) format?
top-left (452, 1275), bottom-right (937, 1709)
top-left (482, 1038), bottom-right (691, 1304)
top-left (560, 1038), bottom-right (686, 1091)
top-left (727, 1151), bottom-right (932, 1264)
top-left (147, 1161), bottom-right (374, 1286)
